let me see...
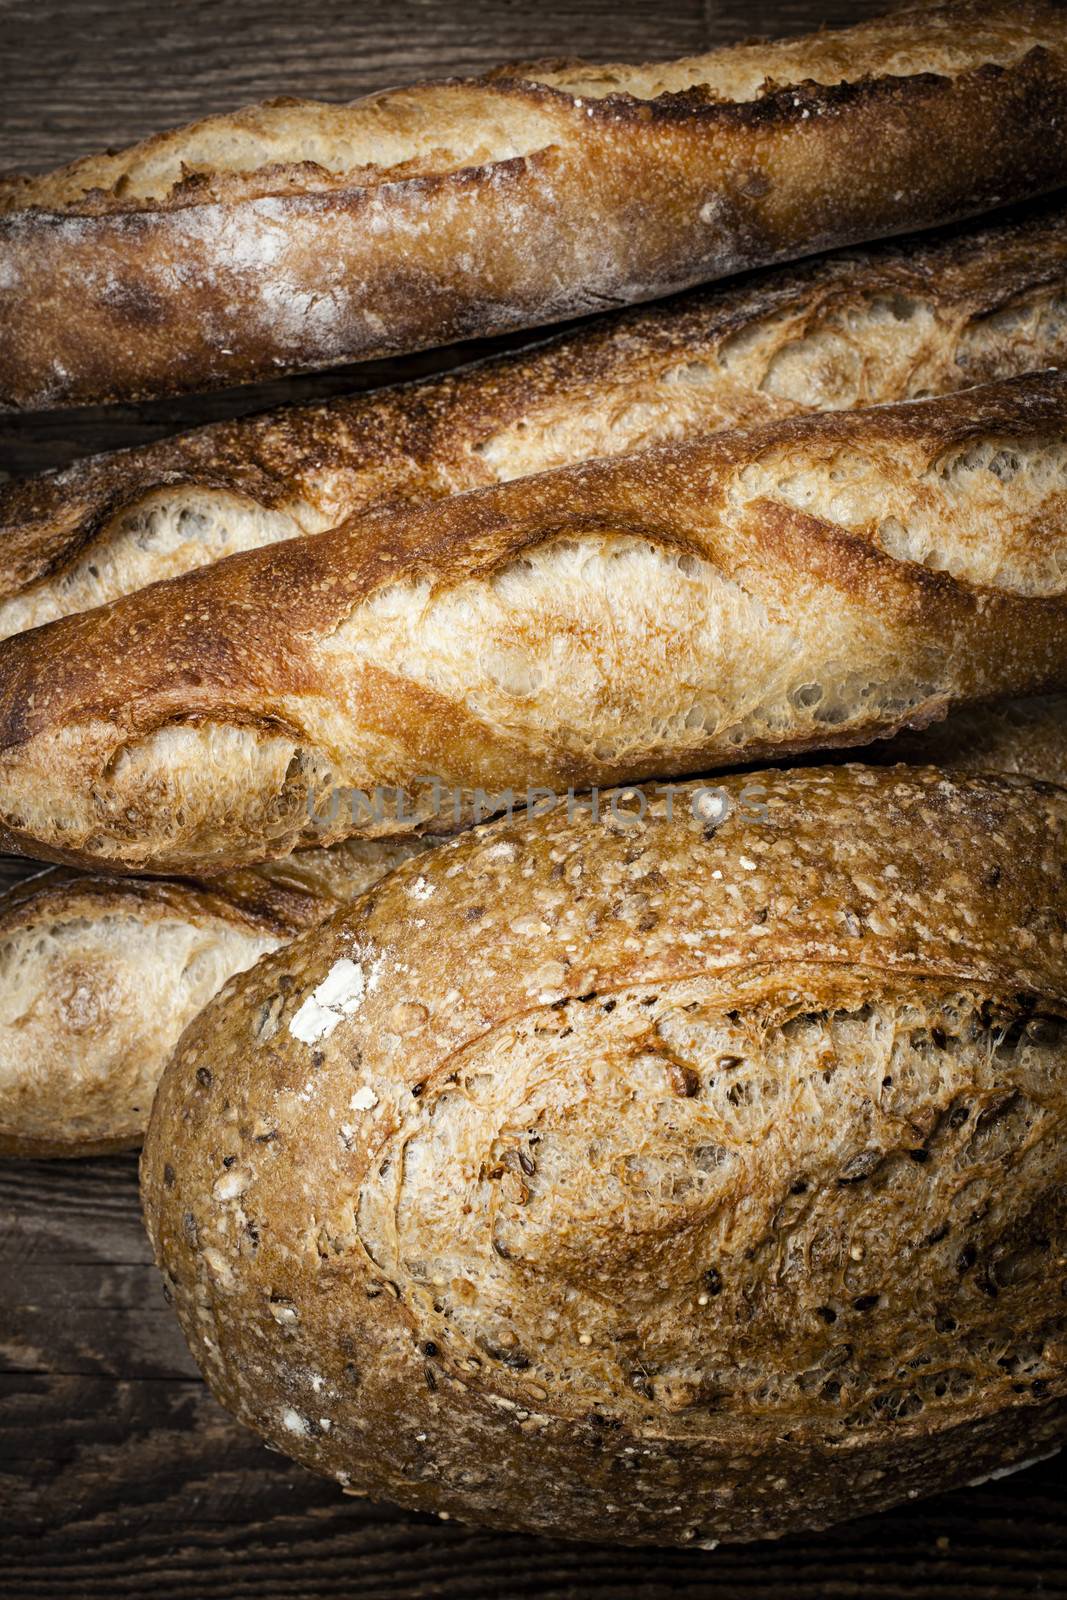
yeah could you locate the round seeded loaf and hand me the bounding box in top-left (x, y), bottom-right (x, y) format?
top-left (141, 765), bottom-right (1067, 1545)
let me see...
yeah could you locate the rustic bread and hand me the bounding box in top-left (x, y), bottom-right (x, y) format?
top-left (4, 1), bottom-right (1067, 407)
top-left (0, 835), bottom-right (436, 1158)
top-left (1, 370), bottom-right (1065, 876)
top-left (5, 198), bottom-right (1067, 638)
top-left (5, 695), bottom-right (1062, 1160)
top-left (140, 764), bottom-right (1067, 1545)
top-left (2, 691), bottom-right (1062, 1160)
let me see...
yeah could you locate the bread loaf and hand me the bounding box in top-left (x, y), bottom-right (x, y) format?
top-left (140, 764), bottom-right (1067, 1545)
top-left (1, 370), bottom-right (1065, 876)
top-left (5, 694), bottom-right (1061, 1160)
top-left (3, 1), bottom-right (1067, 408)
top-left (5, 197), bottom-right (1067, 639)
top-left (0, 835), bottom-right (436, 1158)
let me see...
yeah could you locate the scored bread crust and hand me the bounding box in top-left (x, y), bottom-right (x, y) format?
top-left (0, 370), bottom-right (1065, 876)
top-left (3, 1), bottom-right (1067, 407)
top-left (4, 196), bottom-right (1067, 639)
top-left (0, 835), bottom-right (436, 1158)
top-left (139, 765), bottom-right (1067, 1545)
top-left (2, 697), bottom-right (1062, 1161)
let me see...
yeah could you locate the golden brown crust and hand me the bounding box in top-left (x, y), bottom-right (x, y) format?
top-left (3, 691), bottom-right (1063, 1161)
top-left (1, 371), bottom-right (1065, 876)
top-left (4, 196), bottom-right (1067, 638)
top-left (4, 692), bottom-right (1063, 1163)
top-left (3, 2), bottom-right (1067, 406)
top-left (0, 836), bottom-right (436, 1158)
top-left (0, 870), bottom-right (282, 1158)
top-left (140, 765), bottom-right (1067, 1545)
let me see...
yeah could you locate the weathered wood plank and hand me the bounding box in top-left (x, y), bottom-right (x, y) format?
top-left (0, 1151), bottom-right (1065, 1597)
top-left (0, 1), bottom-right (890, 174)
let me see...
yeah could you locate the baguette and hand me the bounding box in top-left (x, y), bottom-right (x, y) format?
top-left (1, 370), bottom-right (1065, 876)
top-left (4, 1), bottom-right (1067, 408)
top-left (4, 694), bottom-right (1062, 1160)
top-left (0, 835), bottom-right (436, 1158)
top-left (5, 198), bottom-right (1067, 640)
top-left (140, 764), bottom-right (1067, 1545)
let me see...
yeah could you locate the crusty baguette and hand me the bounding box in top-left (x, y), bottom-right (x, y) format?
top-left (140, 764), bottom-right (1067, 1545)
top-left (4, 2), bottom-right (1067, 408)
top-left (4, 694), bottom-right (1062, 1160)
top-left (1, 370), bottom-right (1065, 876)
top-left (0, 835), bottom-right (436, 1158)
top-left (5, 198), bottom-right (1067, 639)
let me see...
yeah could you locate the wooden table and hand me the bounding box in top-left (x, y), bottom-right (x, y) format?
top-left (1, 3), bottom-right (1064, 1594)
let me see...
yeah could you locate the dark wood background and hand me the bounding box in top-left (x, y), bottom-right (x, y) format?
top-left (1, 3), bottom-right (1064, 1596)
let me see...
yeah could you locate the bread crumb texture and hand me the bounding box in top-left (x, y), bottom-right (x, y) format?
top-left (141, 765), bottom-right (1067, 1544)
top-left (0, 836), bottom-right (435, 1157)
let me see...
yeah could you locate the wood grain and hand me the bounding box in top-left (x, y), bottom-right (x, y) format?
top-left (0, 0), bottom-right (893, 173)
top-left (1, 1151), bottom-right (1065, 1598)
top-left (0, 1), bottom-right (1064, 1594)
